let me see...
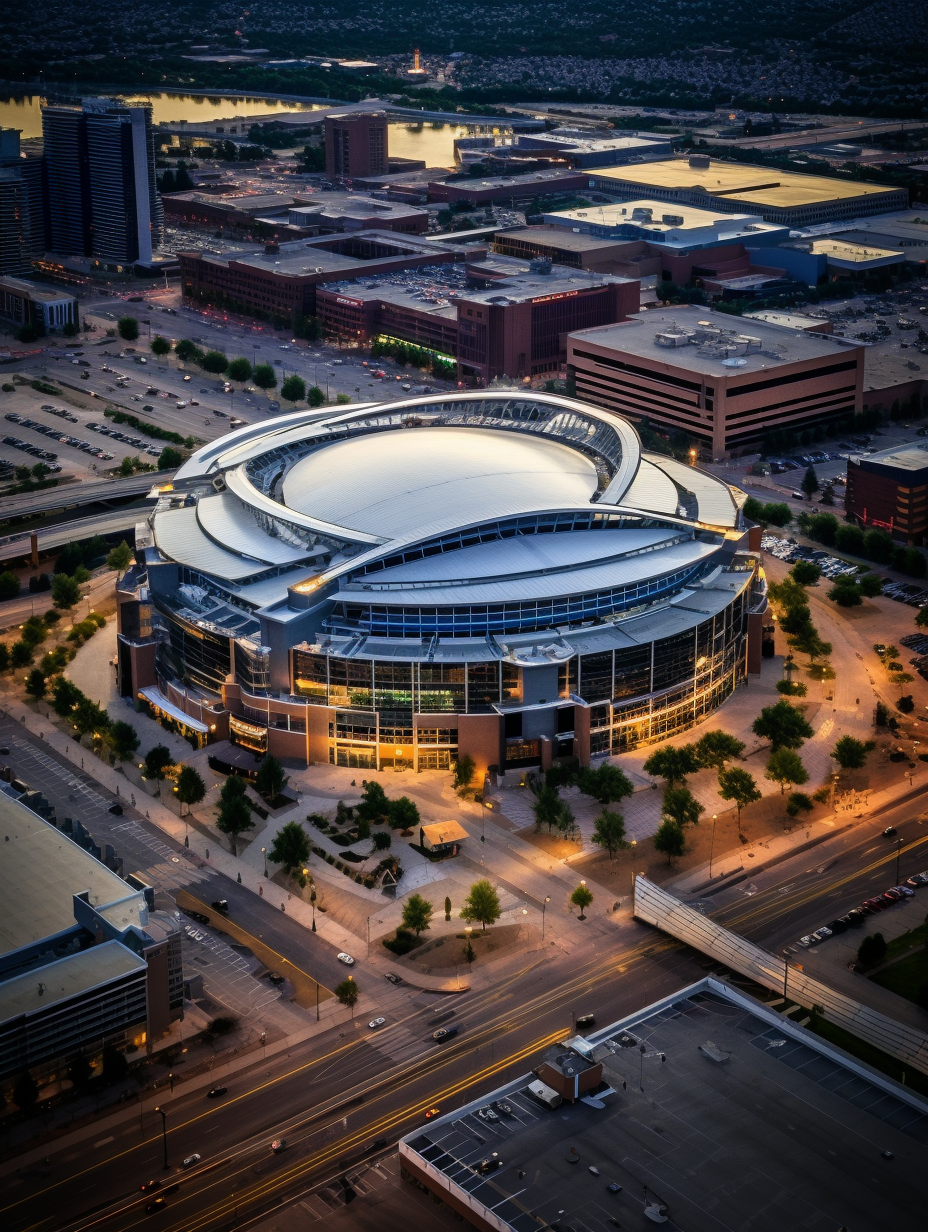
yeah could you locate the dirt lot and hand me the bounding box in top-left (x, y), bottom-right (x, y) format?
top-left (392, 922), bottom-right (532, 973)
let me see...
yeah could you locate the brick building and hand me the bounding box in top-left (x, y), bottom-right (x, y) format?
top-left (325, 112), bottom-right (389, 179)
top-left (846, 446), bottom-right (928, 544)
top-left (567, 306), bottom-right (864, 456)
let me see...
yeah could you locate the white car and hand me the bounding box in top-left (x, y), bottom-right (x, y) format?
top-left (812, 927), bottom-right (833, 942)
top-left (368, 1017), bottom-right (386, 1030)
top-left (337, 952), bottom-right (354, 965)
top-left (798, 935), bottom-right (815, 947)
top-left (182, 1154), bottom-right (201, 1169)
top-left (176, 400), bottom-right (188, 408)
top-left (183, 375), bottom-right (192, 381)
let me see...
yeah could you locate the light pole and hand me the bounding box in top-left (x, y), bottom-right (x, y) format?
top-left (154, 1105), bottom-right (168, 1170)
top-left (262, 846), bottom-right (267, 878)
top-left (310, 886), bottom-right (317, 933)
top-left (541, 895), bottom-right (550, 941)
top-left (895, 836), bottom-right (903, 886)
top-left (709, 813), bottom-right (718, 878)
top-left (578, 879), bottom-right (588, 921)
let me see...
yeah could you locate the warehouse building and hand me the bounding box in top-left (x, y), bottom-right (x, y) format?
top-left (568, 306), bottom-right (864, 456)
top-left (587, 157), bottom-right (908, 227)
top-left (0, 794), bottom-right (182, 1085)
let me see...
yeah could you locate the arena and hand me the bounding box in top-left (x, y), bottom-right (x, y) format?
top-left (115, 391), bottom-right (767, 776)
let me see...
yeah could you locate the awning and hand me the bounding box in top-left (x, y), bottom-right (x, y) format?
top-left (420, 820), bottom-right (469, 848)
top-left (138, 686), bottom-right (210, 734)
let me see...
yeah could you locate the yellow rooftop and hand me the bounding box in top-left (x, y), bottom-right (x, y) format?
top-left (807, 238), bottom-right (904, 262)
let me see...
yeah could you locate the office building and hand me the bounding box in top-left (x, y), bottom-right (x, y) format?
top-left (314, 259), bottom-right (638, 382)
top-left (41, 99), bottom-right (163, 266)
top-left (398, 978), bottom-right (926, 1231)
top-left (287, 196), bottom-right (428, 235)
top-left (587, 156), bottom-right (909, 227)
top-left (512, 130), bottom-right (672, 168)
top-left (845, 445), bottom-right (928, 544)
top-left (0, 275), bottom-right (76, 331)
top-left (0, 169), bottom-right (30, 275)
top-left (428, 169), bottom-right (588, 207)
top-left (325, 112), bottom-right (389, 180)
top-left (179, 230), bottom-right (457, 320)
top-left (0, 793), bottom-right (182, 1083)
top-left (116, 390), bottom-right (763, 777)
top-left (568, 306), bottom-right (864, 455)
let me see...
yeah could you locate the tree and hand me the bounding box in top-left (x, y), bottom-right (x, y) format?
top-left (269, 819), bottom-right (310, 874)
top-left (0, 643), bottom-right (9, 672)
top-left (662, 785), bottom-right (704, 829)
top-left (570, 883), bottom-right (593, 920)
top-left (24, 668), bottom-right (46, 699)
top-left (0, 570), bottom-right (19, 600)
top-left (831, 735), bottom-right (873, 770)
top-left (532, 783), bottom-right (563, 832)
top-left (255, 754), bottom-right (286, 801)
top-left (460, 879), bottom-right (502, 931)
top-left (144, 744), bottom-right (173, 780)
top-left (372, 830), bottom-right (391, 850)
top-left (717, 766), bottom-right (761, 833)
top-left (158, 446), bottom-right (183, 470)
top-left (281, 374), bottom-right (306, 404)
top-left (108, 720), bottom-right (140, 761)
top-left (891, 671), bottom-right (915, 692)
top-left (388, 795), bottom-right (419, 833)
top-left (790, 560), bottom-right (821, 586)
top-left (117, 316), bottom-right (139, 341)
top-left (694, 730), bottom-right (745, 771)
top-left (227, 356), bottom-right (252, 383)
top-left (50, 675), bottom-right (82, 716)
top-left (643, 744), bottom-right (699, 787)
top-left (765, 748), bottom-right (808, 795)
top-left (752, 700), bottom-right (813, 751)
top-left (858, 572), bottom-right (883, 598)
top-left (653, 818), bottom-right (686, 865)
top-left (453, 753), bottom-right (476, 791)
top-left (916, 607), bottom-right (928, 631)
top-left (10, 640), bottom-right (32, 668)
top-left (175, 338), bottom-right (200, 362)
top-left (308, 385), bottom-right (325, 407)
top-left (402, 892), bottom-right (433, 936)
top-left (176, 764), bottom-right (206, 812)
top-left (105, 541), bottom-right (133, 575)
top-left (101, 1045), bottom-right (128, 1084)
top-left (68, 1053), bottom-right (93, 1088)
top-left (577, 762), bottom-right (633, 805)
top-left (253, 362), bottom-right (277, 391)
top-left (857, 932), bottom-right (886, 969)
top-left (201, 349), bottom-right (228, 374)
top-left (216, 780), bottom-right (253, 854)
top-left (73, 697), bottom-right (109, 736)
top-left (444, 895), bottom-right (452, 921)
top-left (357, 780), bottom-right (389, 823)
top-left (150, 335), bottom-right (170, 357)
top-left (13, 1071), bottom-right (39, 1111)
top-left (828, 580), bottom-right (862, 608)
top-left (51, 573), bottom-right (81, 609)
top-left (801, 465), bottom-right (819, 497)
top-left (589, 808), bottom-right (626, 860)
top-left (335, 978), bottom-right (359, 1013)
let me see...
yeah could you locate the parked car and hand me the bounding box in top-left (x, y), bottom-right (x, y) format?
top-left (475, 1107), bottom-right (500, 1123)
top-left (812, 926), bottom-right (833, 942)
top-left (384, 972), bottom-right (402, 985)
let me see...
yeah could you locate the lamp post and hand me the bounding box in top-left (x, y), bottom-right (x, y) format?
top-left (578, 879), bottom-right (588, 921)
top-left (262, 846), bottom-right (267, 878)
top-left (154, 1105), bottom-right (168, 1170)
top-left (895, 836), bottom-right (903, 886)
top-left (541, 895), bottom-right (550, 941)
top-left (709, 814), bottom-right (718, 879)
top-left (310, 887), bottom-right (317, 933)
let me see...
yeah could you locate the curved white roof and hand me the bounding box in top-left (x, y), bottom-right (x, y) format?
top-left (281, 426), bottom-right (598, 538)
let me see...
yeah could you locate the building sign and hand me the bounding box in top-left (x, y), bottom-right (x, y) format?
top-left (530, 290), bottom-right (580, 304)
top-left (336, 297), bottom-right (364, 307)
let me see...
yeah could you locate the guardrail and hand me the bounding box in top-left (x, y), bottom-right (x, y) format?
top-left (633, 875), bottom-right (928, 1077)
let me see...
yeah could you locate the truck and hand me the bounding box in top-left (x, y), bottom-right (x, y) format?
top-left (527, 1079), bottom-right (562, 1109)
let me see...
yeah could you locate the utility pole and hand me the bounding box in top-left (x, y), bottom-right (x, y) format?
top-left (154, 1105), bottom-right (168, 1169)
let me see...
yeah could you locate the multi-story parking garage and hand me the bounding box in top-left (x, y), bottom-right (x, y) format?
top-left (116, 392), bottom-right (766, 777)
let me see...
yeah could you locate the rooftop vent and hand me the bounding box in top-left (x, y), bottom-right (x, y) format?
top-left (688, 154), bottom-right (710, 168)
top-left (661, 214), bottom-right (684, 226)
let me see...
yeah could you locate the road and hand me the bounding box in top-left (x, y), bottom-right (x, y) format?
top-left (7, 769), bottom-right (928, 1232)
top-left (0, 509), bottom-right (146, 564)
top-left (0, 472), bottom-right (171, 522)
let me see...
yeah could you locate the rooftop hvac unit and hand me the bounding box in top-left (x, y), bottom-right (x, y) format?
top-left (655, 329), bottom-right (693, 347)
top-left (631, 207), bottom-right (653, 219)
top-left (661, 214), bottom-right (684, 225)
top-left (688, 154), bottom-right (710, 168)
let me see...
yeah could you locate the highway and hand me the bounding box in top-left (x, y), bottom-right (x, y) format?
top-left (0, 472), bottom-right (171, 522)
top-left (7, 773), bottom-right (928, 1232)
top-left (0, 509), bottom-right (146, 563)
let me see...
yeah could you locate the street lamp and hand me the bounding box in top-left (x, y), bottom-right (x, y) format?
top-left (709, 814), bottom-right (718, 878)
top-left (541, 895), bottom-right (550, 941)
top-left (895, 836), bottom-right (904, 886)
top-left (154, 1105), bottom-right (168, 1170)
top-left (310, 886), bottom-right (317, 933)
top-left (262, 846), bottom-right (267, 878)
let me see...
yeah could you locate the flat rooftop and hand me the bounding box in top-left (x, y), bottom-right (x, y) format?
top-left (592, 158), bottom-right (902, 206)
top-left (0, 940), bottom-right (146, 1021)
top-left (806, 237), bottom-right (904, 262)
top-left (194, 231), bottom-right (453, 277)
top-left (0, 275), bottom-right (75, 304)
top-left (401, 980), bottom-right (927, 1231)
top-left (430, 169), bottom-right (583, 191)
top-left (0, 794), bottom-right (134, 959)
top-left (463, 267), bottom-right (631, 306)
top-left (570, 305), bottom-right (859, 376)
top-left (546, 198), bottom-right (768, 233)
top-left (494, 226), bottom-right (628, 253)
top-left (855, 444), bottom-right (928, 478)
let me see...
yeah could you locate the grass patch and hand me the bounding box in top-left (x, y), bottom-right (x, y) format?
top-left (871, 948), bottom-right (928, 1004)
top-left (807, 1012), bottom-right (928, 1100)
top-left (885, 922), bottom-right (928, 964)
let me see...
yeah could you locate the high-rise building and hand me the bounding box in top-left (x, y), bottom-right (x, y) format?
top-left (41, 99), bottom-right (163, 265)
top-left (324, 112), bottom-right (388, 180)
top-left (0, 127), bottom-right (46, 271)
